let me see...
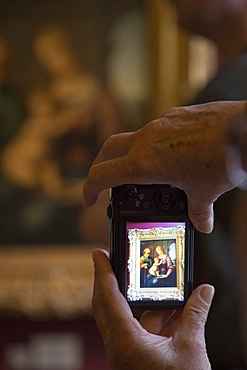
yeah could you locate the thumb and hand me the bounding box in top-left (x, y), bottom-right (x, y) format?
top-left (187, 198), bottom-right (214, 233)
top-left (179, 284), bottom-right (215, 337)
top-left (174, 285), bottom-right (214, 370)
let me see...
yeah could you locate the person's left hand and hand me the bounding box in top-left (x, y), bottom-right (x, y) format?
top-left (83, 102), bottom-right (246, 233)
top-left (92, 249), bottom-right (214, 370)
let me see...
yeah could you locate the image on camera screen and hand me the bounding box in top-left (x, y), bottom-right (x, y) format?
top-left (126, 222), bottom-right (186, 302)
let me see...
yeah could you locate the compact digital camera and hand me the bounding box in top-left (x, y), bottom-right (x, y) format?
top-left (107, 184), bottom-right (194, 309)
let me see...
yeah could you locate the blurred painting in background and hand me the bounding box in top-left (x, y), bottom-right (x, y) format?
top-left (0, 0), bottom-right (149, 245)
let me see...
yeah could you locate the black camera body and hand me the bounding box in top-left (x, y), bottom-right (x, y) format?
top-left (108, 184), bottom-right (194, 309)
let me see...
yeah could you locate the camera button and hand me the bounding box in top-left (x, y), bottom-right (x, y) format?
top-left (178, 201), bottom-right (187, 211)
top-left (142, 200), bottom-right (152, 209)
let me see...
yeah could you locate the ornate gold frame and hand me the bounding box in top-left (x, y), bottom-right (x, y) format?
top-left (0, 245), bottom-right (98, 319)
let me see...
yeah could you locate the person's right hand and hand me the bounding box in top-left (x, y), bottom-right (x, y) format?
top-left (92, 249), bottom-right (214, 370)
top-left (83, 101), bottom-right (246, 233)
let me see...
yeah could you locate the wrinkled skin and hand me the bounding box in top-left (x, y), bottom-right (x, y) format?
top-left (83, 101), bottom-right (246, 233)
top-left (92, 249), bottom-right (214, 370)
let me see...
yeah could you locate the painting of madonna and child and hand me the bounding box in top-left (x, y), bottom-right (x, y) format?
top-left (126, 221), bottom-right (186, 302)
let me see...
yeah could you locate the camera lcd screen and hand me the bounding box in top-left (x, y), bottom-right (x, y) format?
top-left (126, 221), bottom-right (186, 303)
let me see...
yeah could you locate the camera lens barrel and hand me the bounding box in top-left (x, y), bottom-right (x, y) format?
top-left (154, 186), bottom-right (177, 210)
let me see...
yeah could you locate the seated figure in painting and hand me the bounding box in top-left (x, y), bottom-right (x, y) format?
top-left (0, 26), bottom-right (123, 245)
top-left (140, 247), bottom-right (153, 288)
top-left (32, 26), bottom-right (123, 244)
top-left (146, 245), bottom-right (176, 287)
top-left (0, 88), bottom-right (84, 244)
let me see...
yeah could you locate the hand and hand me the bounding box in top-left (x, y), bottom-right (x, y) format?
top-left (83, 101), bottom-right (246, 233)
top-left (140, 263), bottom-right (148, 269)
top-left (92, 249), bottom-right (215, 370)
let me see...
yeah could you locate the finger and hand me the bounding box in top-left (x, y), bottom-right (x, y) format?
top-left (83, 158), bottom-right (130, 206)
top-left (92, 132), bottom-right (135, 166)
top-left (172, 284), bottom-right (214, 370)
top-left (92, 249), bottom-right (137, 340)
top-left (187, 197), bottom-right (214, 233)
top-left (83, 155), bottom-right (141, 206)
top-left (139, 309), bottom-right (177, 335)
top-left (178, 284), bottom-right (215, 338)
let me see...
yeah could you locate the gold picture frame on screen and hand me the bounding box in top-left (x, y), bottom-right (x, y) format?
top-left (127, 225), bottom-right (185, 302)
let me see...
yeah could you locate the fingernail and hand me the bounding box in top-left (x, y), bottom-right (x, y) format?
top-left (200, 285), bottom-right (215, 305)
top-left (198, 217), bottom-right (214, 234)
top-left (92, 248), bottom-right (109, 261)
top-left (84, 196), bottom-right (98, 207)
